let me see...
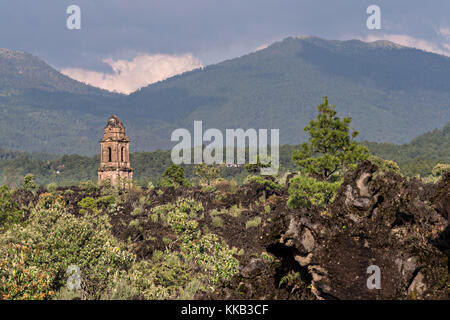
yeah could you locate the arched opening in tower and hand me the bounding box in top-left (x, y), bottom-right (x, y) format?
top-left (121, 147), bottom-right (124, 162)
top-left (108, 147), bottom-right (112, 162)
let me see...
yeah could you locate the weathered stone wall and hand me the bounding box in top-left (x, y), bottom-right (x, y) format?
top-left (98, 115), bottom-right (133, 185)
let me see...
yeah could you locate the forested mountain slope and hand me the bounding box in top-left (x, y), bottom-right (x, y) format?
top-left (1, 37), bottom-right (449, 154)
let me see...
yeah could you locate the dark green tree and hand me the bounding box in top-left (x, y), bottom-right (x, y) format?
top-left (159, 164), bottom-right (189, 188)
top-left (293, 96), bottom-right (369, 181)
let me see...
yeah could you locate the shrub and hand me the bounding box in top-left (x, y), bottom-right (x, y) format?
top-left (36, 192), bottom-right (65, 210)
top-left (261, 251), bottom-right (275, 263)
top-left (96, 195), bottom-right (116, 210)
top-left (228, 204), bottom-right (242, 218)
top-left (0, 197), bottom-right (135, 300)
top-left (212, 216), bottom-right (223, 228)
top-left (246, 217), bottom-right (262, 229)
top-left (132, 207), bottom-right (143, 216)
top-left (129, 219), bottom-right (141, 230)
top-left (78, 197), bottom-right (99, 215)
top-left (194, 163), bottom-right (221, 186)
top-left (128, 199), bottom-right (238, 300)
top-left (201, 185), bottom-right (216, 193)
top-left (0, 186), bottom-right (22, 231)
top-left (147, 181), bottom-right (155, 190)
top-left (287, 175), bottom-right (341, 209)
top-left (21, 174), bottom-right (37, 193)
top-left (432, 163), bottom-right (450, 177)
top-left (0, 243), bottom-right (54, 300)
top-left (368, 155), bottom-right (401, 174)
top-left (98, 178), bottom-right (112, 189)
top-left (79, 181), bottom-right (97, 193)
top-left (159, 164), bottom-right (190, 188)
top-left (150, 213), bottom-right (158, 223)
top-left (46, 183), bottom-right (58, 192)
top-left (244, 175), bottom-right (282, 191)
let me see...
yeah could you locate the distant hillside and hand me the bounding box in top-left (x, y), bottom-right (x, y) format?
top-left (0, 37), bottom-right (450, 154)
top-left (364, 121), bottom-right (450, 176)
top-left (1, 121), bottom-right (448, 186)
top-left (0, 48), bottom-right (123, 154)
top-left (125, 36), bottom-right (450, 151)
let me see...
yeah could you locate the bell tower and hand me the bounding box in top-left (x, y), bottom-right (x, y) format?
top-left (98, 115), bottom-right (133, 185)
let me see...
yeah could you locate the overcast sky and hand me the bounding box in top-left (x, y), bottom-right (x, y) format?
top-left (1, 0), bottom-right (449, 93)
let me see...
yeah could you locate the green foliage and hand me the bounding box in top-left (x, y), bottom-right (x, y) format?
top-left (96, 195), bottom-right (117, 210)
top-left (129, 219), bottom-right (141, 230)
top-left (228, 204), bottom-right (242, 218)
top-left (368, 155), bottom-right (401, 174)
top-left (279, 271), bottom-right (302, 289)
top-left (159, 164), bottom-right (190, 188)
top-left (0, 193), bottom-right (135, 300)
top-left (293, 97), bottom-right (369, 181)
top-left (432, 163), bottom-right (450, 177)
top-left (244, 175), bottom-right (282, 191)
top-left (364, 121), bottom-right (450, 177)
top-left (212, 216), bottom-right (223, 228)
top-left (78, 197), bottom-right (99, 215)
top-left (194, 163), bottom-right (220, 186)
top-left (129, 198), bottom-right (238, 299)
top-left (287, 174), bottom-right (341, 209)
top-left (79, 180), bottom-right (97, 193)
top-left (244, 155), bottom-right (271, 175)
top-left (46, 183), bottom-right (58, 192)
top-left (0, 186), bottom-right (22, 231)
top-left (22, 174), bottom-right (37, 193)
top-left (261, 251), bottom-right (275, 263)
top-left (246, 217), bottom-right (262, 229)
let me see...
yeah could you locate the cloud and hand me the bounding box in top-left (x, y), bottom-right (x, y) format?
top-left (255, 43), bottom-right (269, 52)
top-left (61, 53), bottom-right (203, 94)
top-left (364, 34), bottom-right (450, 57)
top-left (438, 27), bottom-right (450, 38)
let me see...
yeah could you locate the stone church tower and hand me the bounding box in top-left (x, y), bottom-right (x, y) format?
top-left (98, 115), bottom-right (133, 185)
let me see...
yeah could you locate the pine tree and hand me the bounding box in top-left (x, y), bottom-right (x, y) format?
top-left (292, 96), bottom-right (369, 181)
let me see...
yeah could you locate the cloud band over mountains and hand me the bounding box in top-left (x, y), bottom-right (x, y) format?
top-left (61, 53), bottom-right (203, 94)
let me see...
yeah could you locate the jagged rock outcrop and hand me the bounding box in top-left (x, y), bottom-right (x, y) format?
top-left (210, 161), bottom-right (448, 300)
top-left (276, 161), bottom-right (449, 299)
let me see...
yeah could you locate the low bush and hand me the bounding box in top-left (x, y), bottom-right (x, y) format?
top-left (0, 194), bottom-right (135, 300)
top-left (246, 217), bottom-right (262, 229)
top-left (287, 175), bottom-right (341, 209)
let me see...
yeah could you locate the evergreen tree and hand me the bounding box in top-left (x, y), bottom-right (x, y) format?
top-left (292, 96), bottom-right (369, 181)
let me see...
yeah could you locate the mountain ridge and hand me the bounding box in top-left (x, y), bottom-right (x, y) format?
top-left (0, 36), bottom-right (449, 155)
